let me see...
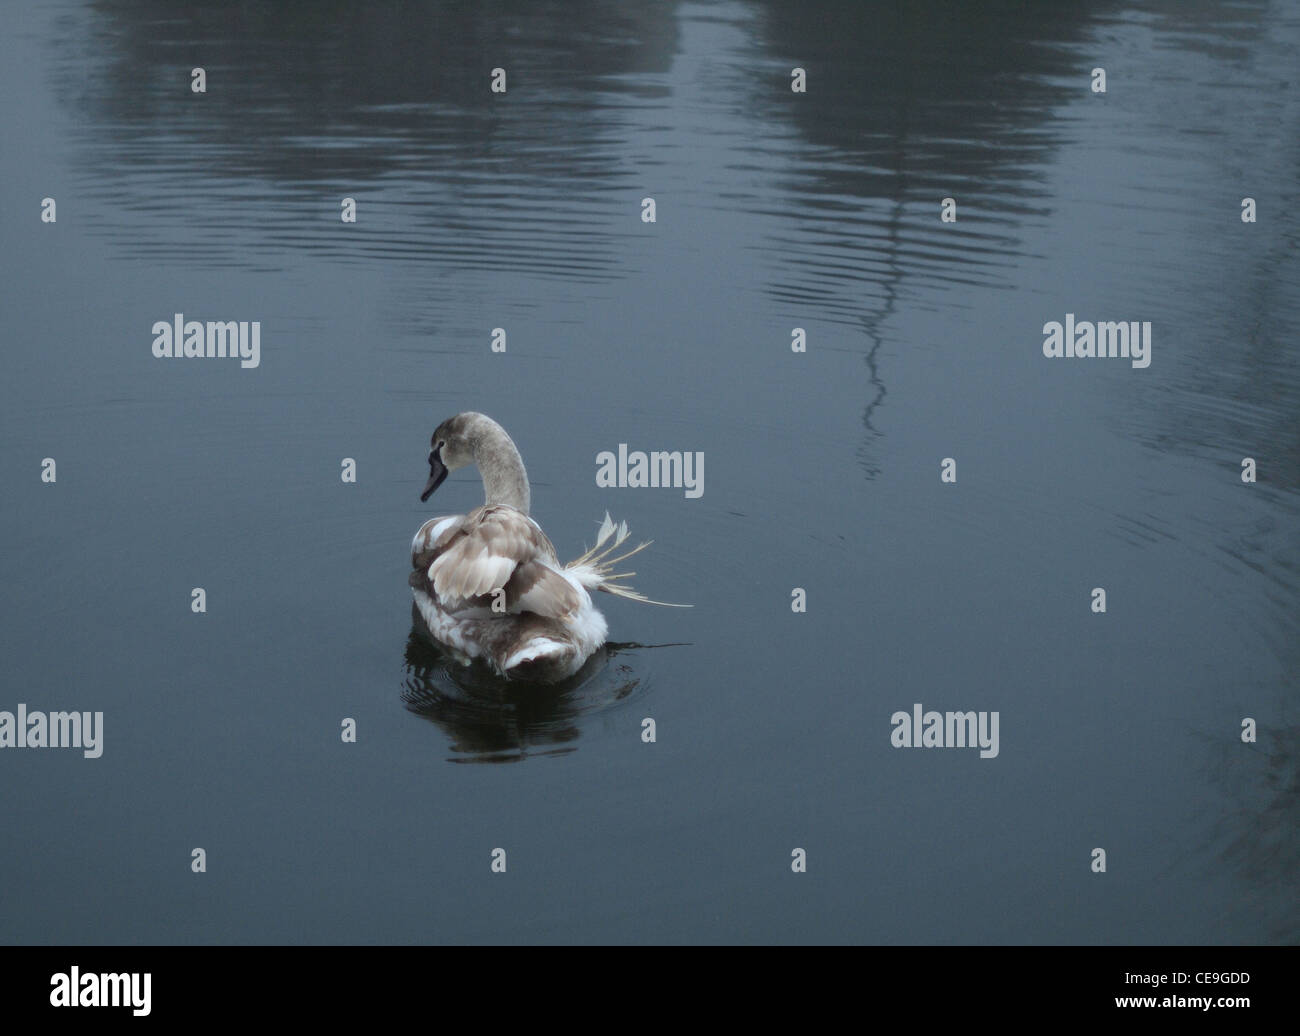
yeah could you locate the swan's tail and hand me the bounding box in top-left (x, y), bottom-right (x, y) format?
top-left (565, 512), bottom-right (691, 607)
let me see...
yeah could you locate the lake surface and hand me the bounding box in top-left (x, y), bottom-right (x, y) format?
top-left (1, 0), bottom-right (1296, 944)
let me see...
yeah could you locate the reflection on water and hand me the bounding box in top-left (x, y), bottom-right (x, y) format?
top-left (749, 1), bottom-right (1088, 327)
top-left (1200, 724), bottom-right (1300, 943)
top-left (2, 0), bottom-right (1297, 943)
top-left (402, 606), bottom-right (685, 764)
top-left (54, 0), bottom-right (684, 279)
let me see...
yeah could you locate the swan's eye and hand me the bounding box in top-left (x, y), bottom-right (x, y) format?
top-left (437, 440), bottom-right (445, 450)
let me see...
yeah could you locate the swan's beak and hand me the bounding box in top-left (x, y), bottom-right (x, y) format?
top-left (420, 453), bottom-right (448, 502)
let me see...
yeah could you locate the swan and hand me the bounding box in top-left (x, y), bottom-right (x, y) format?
top-left (409, 412), bottom-right (685, 682)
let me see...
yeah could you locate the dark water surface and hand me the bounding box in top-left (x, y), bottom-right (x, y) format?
top-left (1, 1), bottom-right (1297, 943)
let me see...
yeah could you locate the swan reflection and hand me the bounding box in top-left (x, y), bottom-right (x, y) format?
top-left (401, 606), bottom-right (686, 763)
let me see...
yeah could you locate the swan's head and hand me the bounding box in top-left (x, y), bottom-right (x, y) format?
top-left (421, 412), bottom-right (482, 502)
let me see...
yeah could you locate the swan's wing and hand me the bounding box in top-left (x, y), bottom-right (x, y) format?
top-left (411, 515), bottom-right (466, 570)
top-left (505, 560), bottom-right (582, 620)
top-left (423, 506), bottom-right (575, 614)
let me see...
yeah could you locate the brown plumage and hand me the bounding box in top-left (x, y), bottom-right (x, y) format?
top-left (411, 505), bottom-right (582, 619)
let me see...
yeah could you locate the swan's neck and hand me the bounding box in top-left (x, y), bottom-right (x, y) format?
top-left (474, 419), bottom-right (530, 513)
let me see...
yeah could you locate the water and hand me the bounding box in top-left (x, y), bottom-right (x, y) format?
top-left (1, 0), bottom-right (1296, 944)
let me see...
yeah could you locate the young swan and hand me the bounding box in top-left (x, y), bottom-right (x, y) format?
top-left (409, 412), bottom-right (685, 682)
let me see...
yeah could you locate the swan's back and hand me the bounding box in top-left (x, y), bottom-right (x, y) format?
top-left (410, 504), bottom-right (608, 680)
